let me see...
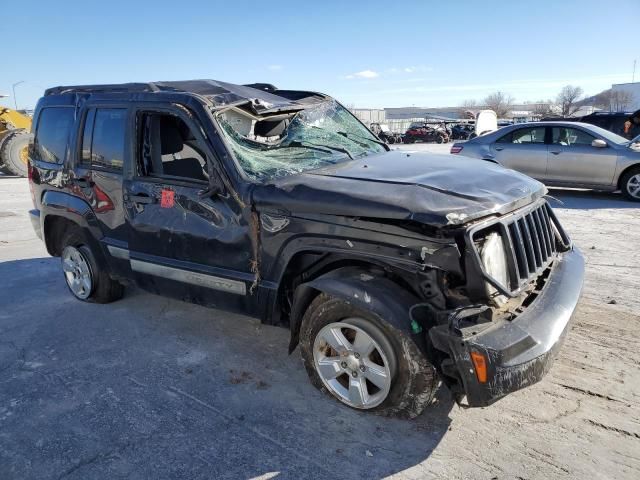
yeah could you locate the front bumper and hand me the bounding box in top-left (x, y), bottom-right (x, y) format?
top-left (430, 247), bottom-right (584, 407)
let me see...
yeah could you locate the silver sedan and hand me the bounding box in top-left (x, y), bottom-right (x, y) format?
top-left (451, 122), bottom-right (640, 201)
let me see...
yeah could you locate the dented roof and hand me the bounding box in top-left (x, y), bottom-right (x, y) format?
top-left (44, 79), bottom-right (328, 115)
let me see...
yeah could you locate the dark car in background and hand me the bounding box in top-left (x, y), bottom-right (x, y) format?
top-left (27, 80), bottom-right (583, 417)
top-left (370, 122), bottom-right (403, 144)
top-left (450, 123), bottom-right (474, 140)
top-left (543, 109), bottom-right (640, 139)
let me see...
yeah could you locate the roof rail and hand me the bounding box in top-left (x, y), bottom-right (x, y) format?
top-left (44, 82), bottom-right (161, 96)
top-left (243, 83), bottom-right (278, 92)
top-left (585, 111), bottom-right (633, 116)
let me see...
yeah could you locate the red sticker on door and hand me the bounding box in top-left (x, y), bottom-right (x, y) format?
top-left (160, 189), bottom-right (175, 208)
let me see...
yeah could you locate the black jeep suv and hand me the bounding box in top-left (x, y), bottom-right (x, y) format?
top-left (28, 80), bottom-right (584, 417)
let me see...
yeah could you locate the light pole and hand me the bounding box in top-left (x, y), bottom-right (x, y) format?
top-left (11, 81), bottom-right (25, 110)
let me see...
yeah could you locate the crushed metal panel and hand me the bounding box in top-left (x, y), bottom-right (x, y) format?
top-left (252, 150), bottom-right (545, 227)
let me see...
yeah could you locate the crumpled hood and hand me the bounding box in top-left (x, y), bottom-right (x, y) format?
top-left (252, 151), bottom-right (546, 226)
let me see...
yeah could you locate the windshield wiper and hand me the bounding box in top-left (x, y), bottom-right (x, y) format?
top-left (337, 131), bottom-right (389, 149)
top-left (285, 140), bottom-right (354, 160)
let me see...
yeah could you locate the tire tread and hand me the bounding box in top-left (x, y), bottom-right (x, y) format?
top-left (61, 228), bottom-right (124, 304)
top-left (299, 293), bottom-right (438, 418)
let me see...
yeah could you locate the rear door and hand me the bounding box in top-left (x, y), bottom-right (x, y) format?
top-left (546, 126), bottom-right (617, 186)
top-left (123, 105), bottom-right (254, 312)
top-left (490, 126), bottom-right (548, 180)
top-left (72, 105), bottom-right (130, 275)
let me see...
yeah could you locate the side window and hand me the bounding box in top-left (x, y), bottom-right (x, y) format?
top-left (33, 107), bottom-right (75, 164)
top-left (511, 127), bottom-right (546, 144)
top-left (81, 110), bottom-right (96, 164)
top-left (552, 127), bottom-right (595, 146)
top-left (83, 108), bottom-right (126, 170)
top-left (496, 132), bottom-right (512, 143)
top-left (137, 112), bottom-right (208, 183)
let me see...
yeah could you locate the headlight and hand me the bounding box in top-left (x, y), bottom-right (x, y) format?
top-left (480, 232), bottom-right (509, 305)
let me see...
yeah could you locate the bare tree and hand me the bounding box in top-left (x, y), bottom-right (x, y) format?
top-left (556, 85), bottom-right (583, 117)
top-left (458, 99), bottom-right (478, 118)
top-left (530, 100), bottom-right (555, 118)
top-left (483, 91), bottom-right (513, 117)
top-left (609, 90), bottom-right (634, 112)
top-left (593, 89), bottom-right (612, 110)
top-left (592, 89), bottom-right (634, 111)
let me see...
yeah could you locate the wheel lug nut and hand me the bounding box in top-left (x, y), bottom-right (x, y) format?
top-left (341, 362), bottom-right (347, 368)
top-left (354, 352), bottom-right (360, 359)
top-left (360, 365), bottom-right (366, 372)
top-left (351, 371), bottom-right (358, 378)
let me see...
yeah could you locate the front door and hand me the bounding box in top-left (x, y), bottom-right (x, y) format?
top-left (123, 106), bottom-right (255, 313)
top-left (546, 126), bottom-right (618, 186)
top-left (490, 126), bottom-right (549, 180)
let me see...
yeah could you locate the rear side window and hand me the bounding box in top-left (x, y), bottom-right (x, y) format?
top-left (497, 127), bottom-right (546, 144)
top-left (82, 108), bottom-right (127, 170)
top-left (34, 107), bottom-right (75, 164)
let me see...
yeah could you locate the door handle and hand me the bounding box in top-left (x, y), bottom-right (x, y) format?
top-left (550, 151), bottom-right (561, 155)
top-left (494, 147), bottom-right (504, 151)
top-left (125, 194), bottom-right (155, 205)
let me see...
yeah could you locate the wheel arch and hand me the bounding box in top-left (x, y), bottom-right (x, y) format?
top-left (268, 246), bottom-right (421, 324)
top-left (482, 158), bottom-right (499, 164)
top-left (41, 191), bottom-right (104, 257)
top-left (617, 162), bottom-right (640, 190)
top-left (287, 265), bottom-right (421, 354)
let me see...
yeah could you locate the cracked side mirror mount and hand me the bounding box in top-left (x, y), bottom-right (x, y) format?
top-left (198, 182), bottom-right (222, 199)
top-left (199, 166), bottom-right (226, 199)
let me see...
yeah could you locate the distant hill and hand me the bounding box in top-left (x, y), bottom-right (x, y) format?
top-left (578, 87), bottom-right (637, 112)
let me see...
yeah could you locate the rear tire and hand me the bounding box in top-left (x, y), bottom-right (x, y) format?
top-left (620, 167), bottom-right (640, 201)
top-left (60, 229), bottom-right (124, 303)
top-left (0, 130), bottom-right (31, 177)
top-left (299, 293), bottom-right (438, 418)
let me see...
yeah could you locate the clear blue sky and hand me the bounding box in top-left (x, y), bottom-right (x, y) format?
top-left (2, 0), bottom-right (638, 110)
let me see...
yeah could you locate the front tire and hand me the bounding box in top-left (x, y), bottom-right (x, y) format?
top-left (620, 167), bottom-right (640, 201)
top-left (299, 294), bottom-right (438, 418)
top-left (61, 230), bottom-right (124, 303)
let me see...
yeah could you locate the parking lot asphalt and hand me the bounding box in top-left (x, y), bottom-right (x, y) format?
top-left (1, 153), bottom-right (639, 479)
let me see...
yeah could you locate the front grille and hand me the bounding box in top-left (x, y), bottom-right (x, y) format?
top-left (507, 202), bottom-right (557, 283)
top-left (469, 200), bottom-right (570, 296)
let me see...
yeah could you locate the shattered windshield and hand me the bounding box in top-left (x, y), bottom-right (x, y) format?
top-left (216, 100), bottom-right (386, 180)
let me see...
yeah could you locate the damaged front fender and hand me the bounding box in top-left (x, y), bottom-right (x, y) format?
top-left (288, 267), bottom-right (421, 353)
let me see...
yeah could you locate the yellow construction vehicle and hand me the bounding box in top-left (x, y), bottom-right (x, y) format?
top-left (0, 95), bottom-right (33, 177)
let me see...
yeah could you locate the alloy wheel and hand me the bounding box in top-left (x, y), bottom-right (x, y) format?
top-left (62, 246), bottom-right (93, 299)
top-left (313, 319), bottom-right (394, 409)
top-left (627, 174), bottom-right (640, 199)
